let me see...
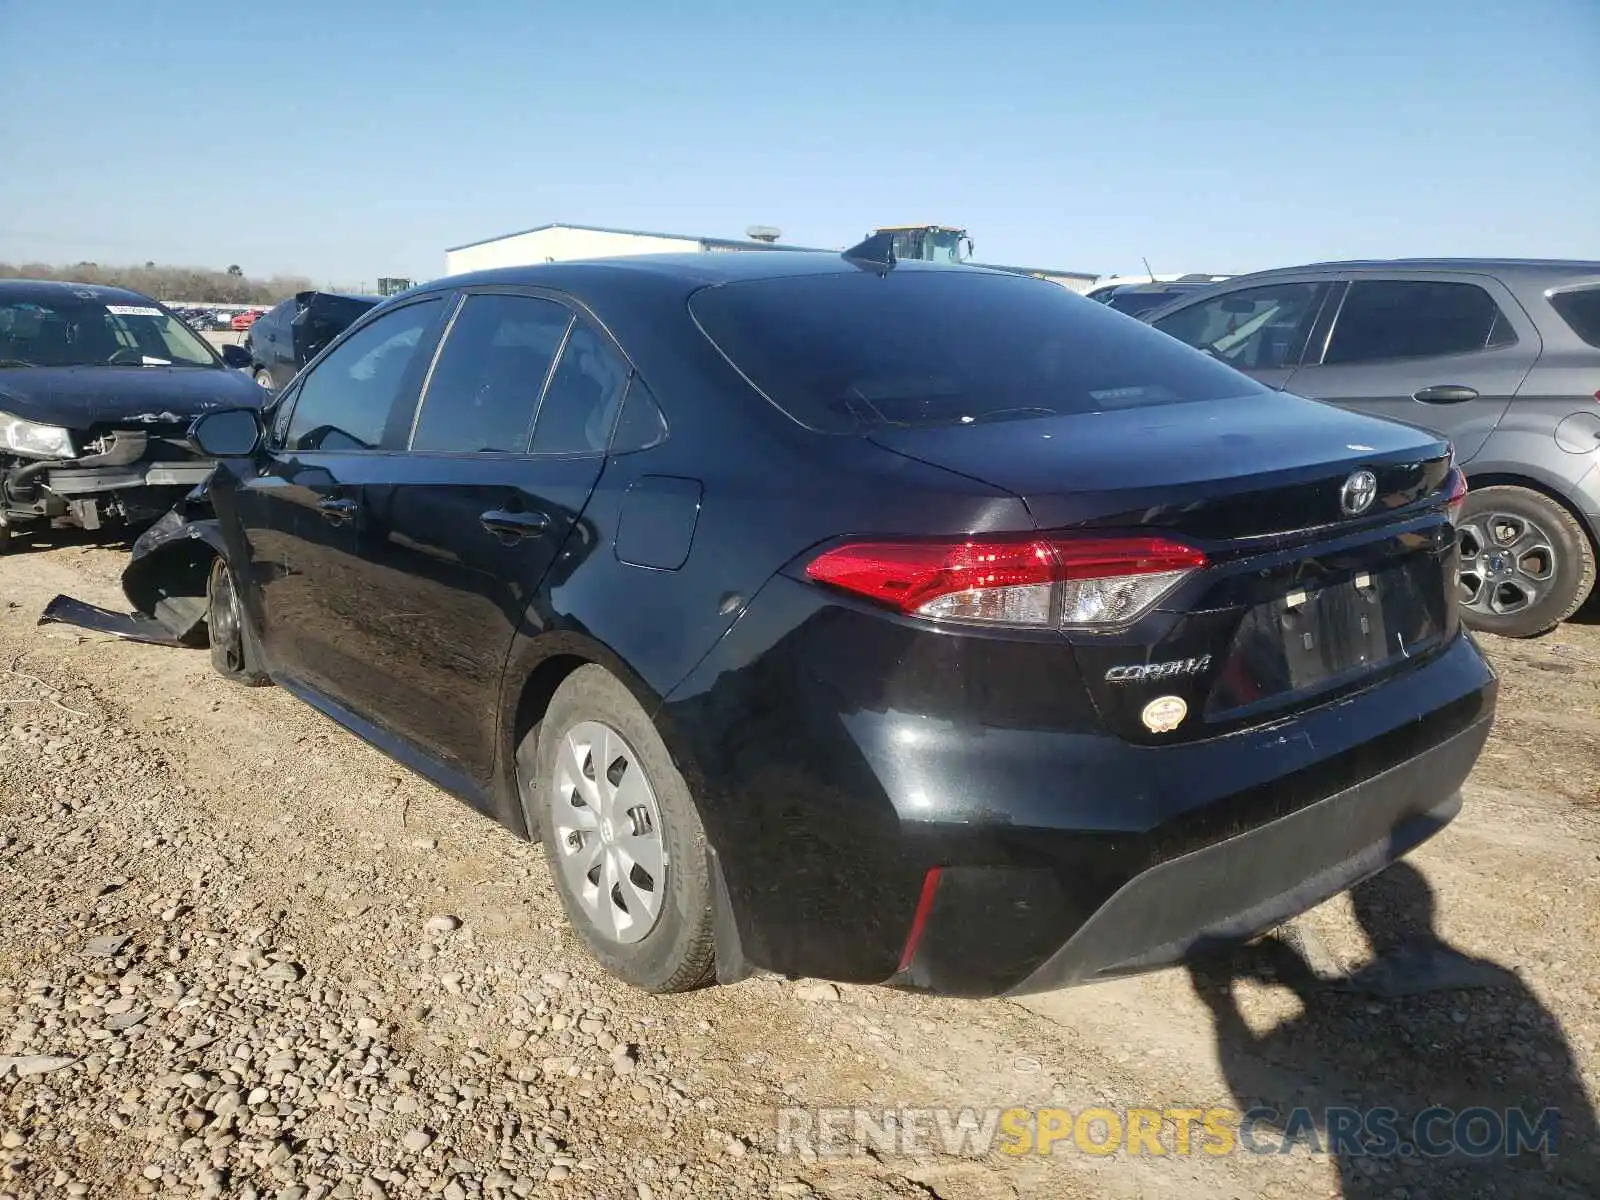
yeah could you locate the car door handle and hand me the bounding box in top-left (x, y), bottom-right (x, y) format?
top-left (480, 509), bottom-right (550, 543)
top-left (1413, 385), bottom-right (1479, 404)
top-left (317, 497), bottom-right (357, 522)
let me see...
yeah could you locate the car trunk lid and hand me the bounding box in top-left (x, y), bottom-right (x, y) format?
top-left (866, 394), bottom-right (1460, 743)
top-left (865, 393), bottom-right (1451, 538)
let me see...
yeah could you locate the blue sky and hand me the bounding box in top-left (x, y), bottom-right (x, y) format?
top-left (1, 0), bottom-right (1596, 285)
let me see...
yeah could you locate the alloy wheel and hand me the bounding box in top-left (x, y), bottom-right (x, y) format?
top-left (211, 564), bottom-right (244, 670)
top-left (547, 720), bottom-right (668, 945)
top-left (1457, 511), bottom-right (1557, 618)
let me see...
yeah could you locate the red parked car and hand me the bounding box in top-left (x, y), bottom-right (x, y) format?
top-left (230, 309), bottom-right (264, 332)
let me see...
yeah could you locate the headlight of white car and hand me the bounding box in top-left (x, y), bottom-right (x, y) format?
top-left (0, 411), bottom-right (76, 459)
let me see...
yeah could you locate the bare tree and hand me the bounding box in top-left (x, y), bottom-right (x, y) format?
top-left (0, 261), bottom-right (313, 304)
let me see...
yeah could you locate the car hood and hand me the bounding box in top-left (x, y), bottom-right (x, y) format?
top-left (0, 365), bottom-right (262, 430)
top-left (867, 391), bottom-right (1452, 534)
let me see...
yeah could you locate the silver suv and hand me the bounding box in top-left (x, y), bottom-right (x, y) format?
top-left (1143, 260), bottom-right (1600, 637)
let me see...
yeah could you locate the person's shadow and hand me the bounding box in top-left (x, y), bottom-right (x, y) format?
top-left (1191, 860), bottom-right (1599, 1197)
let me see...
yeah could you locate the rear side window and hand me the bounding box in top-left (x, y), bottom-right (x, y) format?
top-left (1152, 282), bottom-right (1328, 371)
top-left (690, 271), bottom-right (1264, 433)
top-left (1549, 287), bottom-right (1600, 349)
top-left (256, 301), bottom-right (290, 336)
top-left (610, 377), bottom-right (668, 452)
top-left (411, 294), bottom-right (570, 453)
top-left (1105, 290), bottom-right (1184, 317)
top-left (1323, 280), bottom-right (1513, 365)
top-left (531, 322), bottom-right (631, 454)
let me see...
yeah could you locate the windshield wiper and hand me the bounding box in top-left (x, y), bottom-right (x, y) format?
top-left (0, 358), bottom-right (39, 368)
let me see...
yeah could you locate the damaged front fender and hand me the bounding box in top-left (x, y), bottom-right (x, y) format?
top-left (119, 489), bottom-right (228, 642)
top-left (42, 481), bottom-right (227, 646)
top-left (38, 594), bottom-right (188, 647)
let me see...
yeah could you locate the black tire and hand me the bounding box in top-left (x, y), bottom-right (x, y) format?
top-left (1456, 485), bottom-right (1596, 639)
top-left (0, 511), bottom-right (11, 554)
top-left (206, 555), bottom-right (271, 685)
top-left (519, 665), bottom-right (716, 993)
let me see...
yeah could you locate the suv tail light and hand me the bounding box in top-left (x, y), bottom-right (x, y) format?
top-left (1443, 466), bottom-right (1468, 525)
top-left (804, 535), bottom-right (1207, 629)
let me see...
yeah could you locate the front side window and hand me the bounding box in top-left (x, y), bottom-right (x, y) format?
top-left (531, 321), bottom-right (632, 453)
top-left (1152, 282), bottom-right (1329, 371)
top-left (1323, 280), bottom-right (1512, 364)
top-left (283, 298), bottom-right (442, 452)
top-left (0, 294), bottom-right (219, 368)
top-left (411, 294), bottom-right (571, 453)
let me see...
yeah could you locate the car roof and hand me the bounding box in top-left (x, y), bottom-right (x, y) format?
top-left (294, 290), bottom-right (382, 307)
top-left (1224, 258), bottom-right (1600, 285)
top-left (0, 278), bottom-right (163, 305)
top-left (414, 251), bottom-right (1031, 302)
top-left (1109, 280), bottom-right (1215, 294)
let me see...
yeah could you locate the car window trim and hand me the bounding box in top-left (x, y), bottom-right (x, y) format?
top-left (1297, 281), bottom-right (1346, 368)
top-left (274, 292), bottom-right (451, 456)
top-left (526, 317), bottom-right (580, 452)
top-left (405, 291), bottom-right (469, 449)
top-left (606, 373), bottom-right (669, 455)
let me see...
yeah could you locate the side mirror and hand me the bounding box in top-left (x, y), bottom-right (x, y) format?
top-left (190, 408), bottom-right (263, 458)
top-left (220, 343), bottom-right (252, 369)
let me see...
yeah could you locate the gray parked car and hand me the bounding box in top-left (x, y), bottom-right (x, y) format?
top-left (1142, 260), bottom-right (1600, 637)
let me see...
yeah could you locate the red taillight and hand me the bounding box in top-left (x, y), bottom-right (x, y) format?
top-left (897, 867), bottom-right (944, 973)
top-left (1443, 466), bottom-right (1468, 525)
top-left (804, 534), bottom-right (1207, 628)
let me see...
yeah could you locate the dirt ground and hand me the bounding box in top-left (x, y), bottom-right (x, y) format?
top-left (1, 534), bottom-right (1596, 1199)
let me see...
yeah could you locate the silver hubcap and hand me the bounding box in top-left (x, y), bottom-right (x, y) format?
top-left (1458, 511), bottom-right (1557, 617)
top-left (548, 721), bottom-right (667, 945)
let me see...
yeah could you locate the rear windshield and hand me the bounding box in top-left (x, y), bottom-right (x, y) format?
top-left (690, 270), bottom-right (1263, 432)
top-left (1549, 287), bottom-right (1600, 349)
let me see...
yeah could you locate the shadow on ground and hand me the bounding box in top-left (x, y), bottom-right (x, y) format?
top-left (1191, 861), bottom-right (1599, 1198)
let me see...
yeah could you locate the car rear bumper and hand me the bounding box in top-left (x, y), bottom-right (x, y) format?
top-left (663, 576), bottom-right (1497, 995)
top-left (923, 713), bottom-right (1484, 996)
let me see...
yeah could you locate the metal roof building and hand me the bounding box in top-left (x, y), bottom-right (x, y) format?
top-left (444, 222), bottom-right (1099, 292)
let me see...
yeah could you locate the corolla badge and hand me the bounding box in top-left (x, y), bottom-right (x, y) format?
top-left (1340, 469), bottom-right (1378, 516)
top-left (1104, 654), bottom-right (1211, 683)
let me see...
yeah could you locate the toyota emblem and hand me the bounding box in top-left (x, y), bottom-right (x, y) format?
top-left (1340, 469), bottom-right (1378, 517)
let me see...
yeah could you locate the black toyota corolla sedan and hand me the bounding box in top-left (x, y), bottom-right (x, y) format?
top-left (92, 249), bottom-right (1495, 997)
top-left (0, 279), bottom-right (262, 550)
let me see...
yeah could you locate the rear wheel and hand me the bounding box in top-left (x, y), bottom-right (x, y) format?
top-left (1456, 485), bottom-right (1596, 638)
top-left (0, 511), bottom-right (11, 553)
top-left (207, 556), bottom-right (270, 685)
top-left (519, 665), bottom-right (716, 993)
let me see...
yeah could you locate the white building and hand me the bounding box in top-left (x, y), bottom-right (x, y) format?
top-left (444, 222), bottom-right (1098, 292)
